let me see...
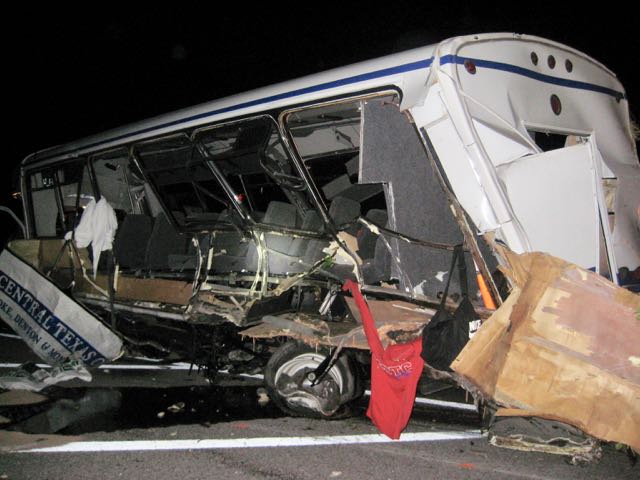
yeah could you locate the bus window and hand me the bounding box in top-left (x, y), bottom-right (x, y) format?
top-left (135, 133), bottom-right (231, 228)
top-left (28, 159), bottom-right (94, 237)
top-left (284, 98), bottom-right (394, 226)
top-left (92, 148), bottom-right (155, 217)
top-left (195, 116), bottom-right (314, 230)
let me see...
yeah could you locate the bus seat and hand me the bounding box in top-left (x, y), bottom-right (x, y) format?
top-left (145, 213), bottom-right (189, 270)
top-left (357, 209), bottom-right (388, 259)
top-left (362, 236), bottom-right (391, 284)
top-left (328, 196), bottom-right (360, 231)
top-left (287, 210), bottom-right (326, 273)
top-left (244, 201), bottom-right (300, 275)
top-left (210, 210), bottom-right (252, 273)
top-left (113, 214), bottom-right (153, 270)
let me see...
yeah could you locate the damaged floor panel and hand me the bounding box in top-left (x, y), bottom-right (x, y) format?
top-left (241, 297), bottom-right (441, 349)
top-left (452, 248), bottom-right (640, 452)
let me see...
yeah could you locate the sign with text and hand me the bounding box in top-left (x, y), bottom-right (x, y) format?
top-left (0, 249), bottom-right (123, 367)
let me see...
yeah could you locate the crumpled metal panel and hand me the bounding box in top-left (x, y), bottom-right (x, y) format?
top-left (452, 247), bottom-right (640, 451)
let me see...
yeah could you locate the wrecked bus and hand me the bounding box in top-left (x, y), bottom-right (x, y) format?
top-left (5, 33), bottom-right (639, 424)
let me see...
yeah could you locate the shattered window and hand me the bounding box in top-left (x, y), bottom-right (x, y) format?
top-left (195, 116), bottom-right (315, 230)
top-left (27, 160), bottom-right (94, 237)
top-left (284, 97), bottom-right (394, 227)
top-left (93, 149), bottom-right (147, 215)
top-left (135, 134), bottom-right (231, 229)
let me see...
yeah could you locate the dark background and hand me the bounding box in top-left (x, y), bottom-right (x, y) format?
top-left (3, 4), bottom-right (639, 239)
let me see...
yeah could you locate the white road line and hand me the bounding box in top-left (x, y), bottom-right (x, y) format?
top-left (19, 430), bottom-right (484, 453)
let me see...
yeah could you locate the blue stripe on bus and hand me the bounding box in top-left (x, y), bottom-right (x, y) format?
top-left (39, 53), bottom-right (624, 160)
top-left (439, 55), bottom-right (625, 99)
top-left (62, 58), bottom-right (434, 153)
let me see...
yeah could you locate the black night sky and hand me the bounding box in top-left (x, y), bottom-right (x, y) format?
top-left (3, 4), bottom-right (639, 229)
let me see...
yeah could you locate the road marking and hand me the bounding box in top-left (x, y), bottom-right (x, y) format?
top-left (19, 430), bottom-right (484, 453)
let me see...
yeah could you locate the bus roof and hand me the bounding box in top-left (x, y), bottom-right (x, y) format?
top-left (23, 43), bottom-right (439, 166)
top-left (22, 32), bottom-right (619, 168)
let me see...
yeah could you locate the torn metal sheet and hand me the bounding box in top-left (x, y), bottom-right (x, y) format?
top-left (0, 249), bottom-right (123, 368)
top-left (452, 248), bottom-right (640, 451)
top-left (241, 296), bottom-right (435, 350)
top-left (191, 293), bottom-right (251, 326)
top-left (488, 410), bottom-right (602, 463)
top-left (361, 100), bottom-right (470, 296)
top-left (241, 313), bottom-right (367, 349)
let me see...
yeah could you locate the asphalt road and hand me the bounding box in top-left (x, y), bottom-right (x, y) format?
top-left (0, 333), bottom-right (637, 480)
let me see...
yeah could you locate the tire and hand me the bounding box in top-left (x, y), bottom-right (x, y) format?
top-left (264, 341), bottom-right (363, 419)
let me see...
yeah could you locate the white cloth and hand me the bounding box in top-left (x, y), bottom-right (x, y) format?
top-left (65, 198), bottom-right (118, 277)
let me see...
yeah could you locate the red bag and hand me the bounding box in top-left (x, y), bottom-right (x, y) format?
top-left (343, 280), bottom-right (424, 439)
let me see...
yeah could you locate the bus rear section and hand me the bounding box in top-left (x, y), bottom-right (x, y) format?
top-left (409, 33), bottom-right (640, 452)
top-left (410, 33), bottom-right (639, 286)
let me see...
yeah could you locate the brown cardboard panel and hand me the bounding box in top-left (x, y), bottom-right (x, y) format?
top-left (452, 250), bottom-right (640, 451)
top-left (76, 274), bottom-right (193, 305)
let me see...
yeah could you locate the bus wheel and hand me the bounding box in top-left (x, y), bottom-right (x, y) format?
top-left (264, 341), bottom-right (362, 419)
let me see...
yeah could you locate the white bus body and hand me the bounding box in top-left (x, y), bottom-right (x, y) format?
top-left (9, 33), bottom-right (640, 418)
top-left (22, 33), bottom-right (639, 280)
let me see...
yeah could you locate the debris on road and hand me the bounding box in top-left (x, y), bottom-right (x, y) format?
top-left (488, 413), bottom-right (602, 464)
top-left (12, 389), bottom-right (121, 434)
top-left (166, 402), bottom-right (185, 413)
top-left (453, 248), bottom-right (640, 453)
top-left (0, 360), bottom-right (92, 392)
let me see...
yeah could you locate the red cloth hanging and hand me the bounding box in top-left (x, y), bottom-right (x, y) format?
top-left (343, 280), bottom-right (424, 439)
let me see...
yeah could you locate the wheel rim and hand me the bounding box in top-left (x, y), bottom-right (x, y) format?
top-left (274, 353), bottom-right (345, 393)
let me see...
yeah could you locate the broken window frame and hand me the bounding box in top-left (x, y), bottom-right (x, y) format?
top-left (192, 115), bottom-right (325, 237)
top-left (278, 91), bottom-right (486, 299)
top-left (91, 147), bottom-right (145, 215)
top-left (278, 91), bottom-right (400, 216)
top-left (513, 125), bottom-right (618, 278)
top-left (130, 117), bottom-right (329, 239)
top-left (24, 158), bottom-right (97, 239)
top-left (131, 131), bottom-right (241, 231)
